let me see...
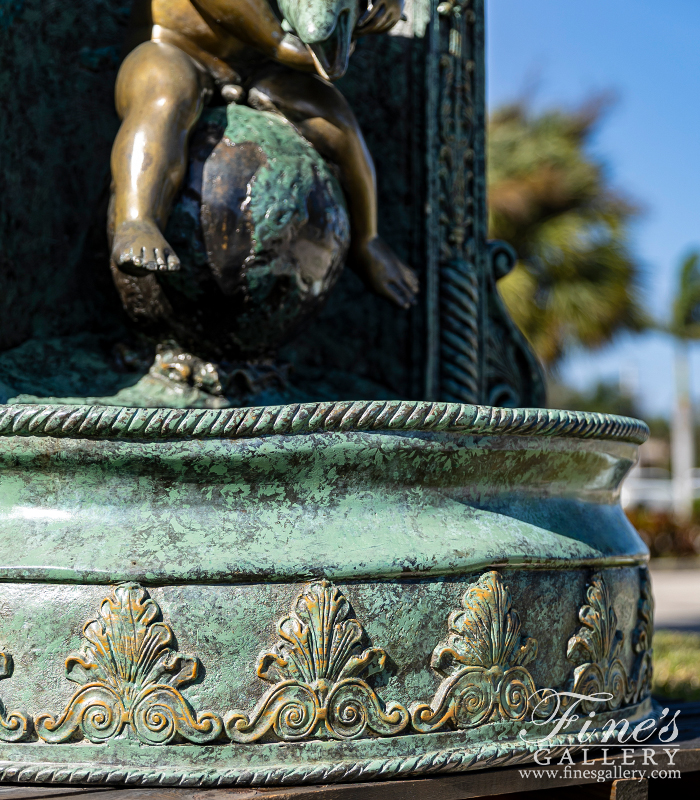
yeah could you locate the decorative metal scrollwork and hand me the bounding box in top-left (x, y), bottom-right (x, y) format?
top-left (425, 0), bottom-right (545, 406)
top-left (628, 566), bottom-right (654, 704)
top-left (428, 0), bottom-right (480, 404)
top-left (566, 569), bottom-right (654, 711)
top-left (0, 568), bottom-right (654, 750)
top-left (485, 241), bottom-right (546, 408)
top-left (225, 579), bottom-right (409, 742)
top-left (0, 651), bottom-right (29, 742)
top-left (410, 571), bottom-right (540, 731)
top-left (35, 583), bottom-right (222, 745)
top-left (567, 573), bottom-right (629, 711)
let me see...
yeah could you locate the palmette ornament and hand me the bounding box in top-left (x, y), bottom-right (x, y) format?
top-left (35, 584), bottom-right (222, 745)
top-left (225, 580), bottom-right (409, 742)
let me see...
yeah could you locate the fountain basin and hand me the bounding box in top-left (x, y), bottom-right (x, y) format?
top-left (0, 401), bottom-right (654, 786)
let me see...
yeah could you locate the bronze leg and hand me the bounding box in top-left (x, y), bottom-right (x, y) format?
top-left (111, 40), bottom-right (208, 275)
top-left (249, 68), bottom-right (419, 308)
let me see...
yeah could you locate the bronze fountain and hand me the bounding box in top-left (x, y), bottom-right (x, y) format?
top-left (0, 0), bottom-right (657, 789)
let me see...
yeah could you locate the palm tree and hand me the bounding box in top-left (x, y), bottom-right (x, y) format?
top-left (487, 100), bottom-right (648, 370)
top-left (669, 251), bottom-right (700, 521)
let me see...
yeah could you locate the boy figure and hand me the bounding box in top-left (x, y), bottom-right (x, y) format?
top-left (111, 0), bottom-right (419, 309)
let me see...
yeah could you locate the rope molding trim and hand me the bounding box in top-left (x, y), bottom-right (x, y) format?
top-left (0, 402), bottom-right (649, 445)
top-left (0, 729), bottom-right (613, 787)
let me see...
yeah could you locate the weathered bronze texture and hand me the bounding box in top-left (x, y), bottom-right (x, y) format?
top-left (109, 0), bottom-right (418, 332)
top-left (0, 652), bottom-right (28, 743)
top-left (629, 567), bottom-right (654, 705)
top-left (110, 105), bottom-right (352, 364)
top-left (424, 0), bottom-right (544, 406)
top-left (410, 571), bottom-right (540, 732)
top-left (104, 0), bottom-right (542, 406)
top-left (0, 0), bottom-right (543, 407)
top-left (0, 401), bottom-right (654, 785)
top-left (34, 583), bottom-right (222, 745)
top-left (0, 0), bottom-right (655, 791)
top-left (567, 574), bottom-right (632, 712)
top-left (0, 568), bottom-right (655, 752)
top-left (225, 579), bottom-right (410, 742)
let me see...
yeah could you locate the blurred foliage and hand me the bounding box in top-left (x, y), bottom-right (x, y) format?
top-left (671, 251), bottom-right (700, 340)
top-left (487, 100), bottom-right (648, 368)
top-left (653, 630), bottom-right (700, 702)
top-left (548, 379), bottom-right (676, 440)
top-left (647, 416), bottom-right (672, 441)
top-left (626, 507), bottom-right (700, 558)
top-left (548, 379), bottom-right (640, 418)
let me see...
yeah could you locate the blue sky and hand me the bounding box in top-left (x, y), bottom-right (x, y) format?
top-left (486, 0), bottom-right (700, 418)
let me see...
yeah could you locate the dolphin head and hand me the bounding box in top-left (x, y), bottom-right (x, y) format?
top-left (279, 0), bottom-right (359, 81)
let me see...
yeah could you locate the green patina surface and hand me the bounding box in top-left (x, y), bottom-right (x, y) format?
top-left (0, 696), bottom-right (655, 780)
top-left (224, 105), bottom-right (348, 254)
top-left (0, 2), bottom-right (426, 402)
top-left (0, 420), bottom-right (651, 782)
top-left (0, 0), bottom-right (127, 352)
top-left (0, 0), bottom-right (655, 786)
top-left (0, 429), bottom-right (645, 584)
top-left (0, 568), bottom-right (648, 778)
top-left (0, 335), bottom-right (397, 408)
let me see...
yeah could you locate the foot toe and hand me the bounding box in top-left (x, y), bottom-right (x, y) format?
top-left (131, 247), bottom-right (146, 268)
top-left (112, 224), bottom-right (180, 276)
top-left (397, 282), bottom-right (416, 309)
top-left (154, 248), bottom-right (167, 269)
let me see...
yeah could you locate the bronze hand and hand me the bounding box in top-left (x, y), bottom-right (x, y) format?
top-left (356, 0), bottom-right (404, 35)
top-left (351, 236), bottom-right (419, 309)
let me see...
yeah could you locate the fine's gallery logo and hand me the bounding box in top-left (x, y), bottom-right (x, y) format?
top-left (517, 689), bottom-right (679, 748)
top-left (514, 691), bottom-right (682, 779)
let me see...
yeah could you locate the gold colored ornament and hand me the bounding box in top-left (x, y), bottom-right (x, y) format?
top-left (225, 579), bottom-right (409, 742)
top-left (35, 583), bottom-right (222, 745)
top-left (410, 571), bottom-right (540, 732)
top-left (0, 651), bottom-right (29, 742)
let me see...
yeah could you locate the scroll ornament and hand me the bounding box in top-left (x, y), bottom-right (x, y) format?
top-left (566, 573), bottom-right (630, 712)
top-left (410, 571), bottom-right (540, 732)
top-left (628, 566), bottom-right (654, 705)
top-left (225, 579), bottom-right (409, 742)
top-left (35, 583), bottom-right (222, 745)
top-left (2, 570), bottom-right (654, 748)
top-left (0, 651), bottom-right (29, 742)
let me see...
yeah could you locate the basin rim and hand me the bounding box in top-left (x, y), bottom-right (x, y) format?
top-left (0, 401), bottom-right (649, 444)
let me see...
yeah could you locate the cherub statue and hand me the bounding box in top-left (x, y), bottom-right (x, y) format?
top-left (110, 0), bottom-right (419, 310)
